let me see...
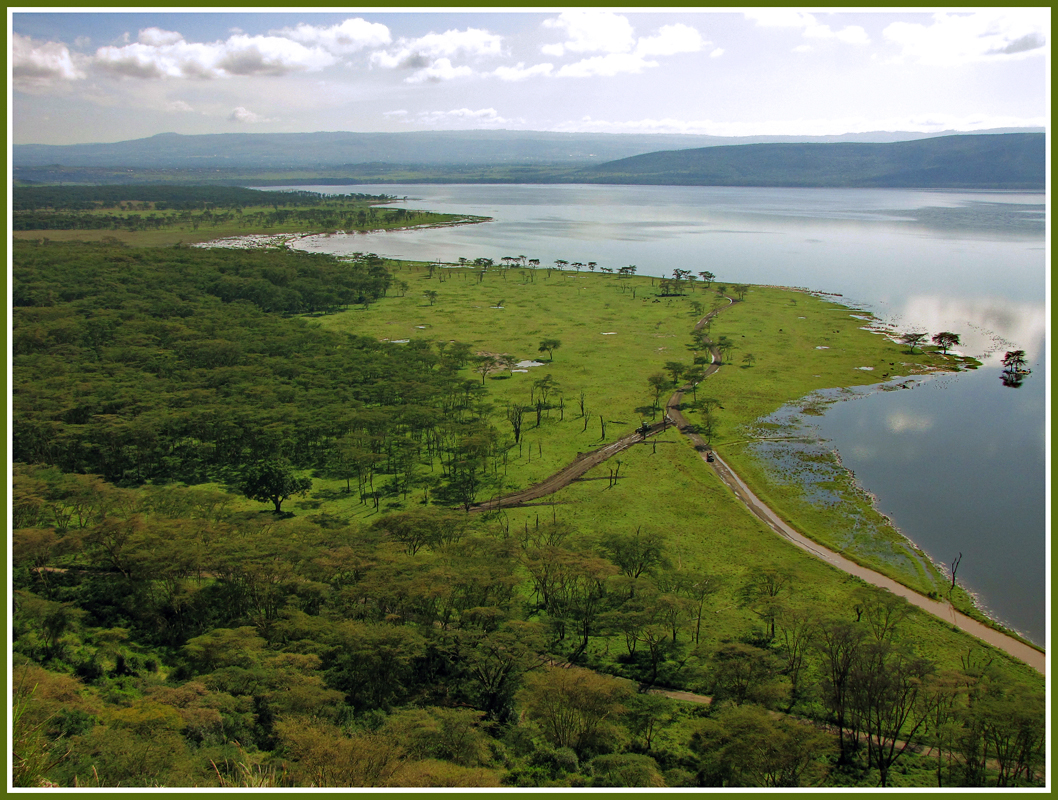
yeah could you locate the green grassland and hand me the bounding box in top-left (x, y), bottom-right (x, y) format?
top-left (310, 265), bottom-right (979, 607)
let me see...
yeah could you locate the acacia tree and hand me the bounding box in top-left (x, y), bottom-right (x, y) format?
top-left (899, 332), bottom-right (928, 353)
top-left (240, 460), bottom-right (312, 513)
top-left (538, 338), bottom-right (561, 361)
top-left (647, 373), bottom-right (670, 412)
top-left (931, 331), bottom-right (960, 354)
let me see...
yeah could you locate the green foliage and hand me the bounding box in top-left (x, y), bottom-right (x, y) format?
top-left (240, 461), bottom-right (312, 514)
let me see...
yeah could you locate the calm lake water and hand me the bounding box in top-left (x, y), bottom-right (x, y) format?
top-left (275, 184), bottom-right (1047, 645)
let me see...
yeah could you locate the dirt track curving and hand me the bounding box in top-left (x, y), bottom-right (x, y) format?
top-left (471, 293), bottom-right (1045, 674)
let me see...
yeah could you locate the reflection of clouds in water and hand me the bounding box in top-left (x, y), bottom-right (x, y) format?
top-left (886, 411), bottom-right (934, 434)
top-left (894, 295), bottom-right (1045, 365)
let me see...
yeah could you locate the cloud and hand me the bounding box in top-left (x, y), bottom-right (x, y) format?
top-left (138, 27), bottom-right (183, 47)
top-left (402, 57), bottom-right (474, 84)
top-left (274, 18), bottom-right (392, 55)
top-left (745, 10), bottom-right (869, 45)
top-left (709, 48), bottom-right (725, 59)
top-left (634, 23), bottom-right (705, 57)
top-left (493, 62), bottom-right (554, 81)
top-left (371, 27), bottom-right (503, 82)
top-left (403, 107), bottom-right (522, 128)
top-left (93, 29), bottom-right (337, 80)
top-left (165, 99), bottom-right (195, 113)
top-left (228, 106), bottom-right (269, 123)
top-left (539, 13), bottom-right (705, 77)
top-left (542, 11), bottom-right (637, 57)
top-left (556, 53), bottom-right (659, 78)
top-left (883, 10), bottom-right (1047, 65)
top-left (12, 33), bottom-right (86, 88)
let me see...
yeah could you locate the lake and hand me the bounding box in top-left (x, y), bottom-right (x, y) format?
top-left (275, 183), bottom-right (1047, 645)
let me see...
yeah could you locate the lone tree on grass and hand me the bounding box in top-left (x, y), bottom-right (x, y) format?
top-left (931, 331), bottom-right (960, 355)
top-left (240, 460), bottom-right (312, 514)
top-left (424, 289), bottom-right (439, 306)
top-left (899, 332), bottom-right (928, 354)
top-left (538, 338), bottom-right (561, 361)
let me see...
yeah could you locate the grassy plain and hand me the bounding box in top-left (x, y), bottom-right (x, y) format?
top-left (308, 264), bottom-right (998, 623)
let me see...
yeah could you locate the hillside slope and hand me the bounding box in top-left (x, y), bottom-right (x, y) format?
top-left (574, 133), bottom-right (1044, 190)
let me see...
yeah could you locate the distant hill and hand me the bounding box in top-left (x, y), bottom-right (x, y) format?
top-left (11, 130), bottom-right (1044, 189)
top-left (11, 127), bottom-right (1042, 170)
top-left (573, 133), bottom-right (1045, 190)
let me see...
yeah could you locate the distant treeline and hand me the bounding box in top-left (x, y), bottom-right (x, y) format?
top-left (12, 184), bottom-right (392, 212)
top-left (13, 204), bottom-right (437, 233)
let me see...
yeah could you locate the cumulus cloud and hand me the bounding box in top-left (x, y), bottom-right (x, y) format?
top-left (165, 99), bottom-right (195, 113)
top-left (883, 10), bottom-right (1047, 66)
top-left (12, 32), bottom-right (86, 87)
top-left (275, 18), bottom-right (391, 54)
top-left (402, 57), bottom-right (474, 84)
top-left (556, 53), bottom-right (659, 78)
top-left (542, 11), bottom-right (637, 57)
top-left (371, 27), bottom-right (503, 82)
top-left (138, 27), bottom-right (183, 47)
top-left (93, 29), bottom-right (337, 80)
top-left (634, 23), bottom-right (704, 57)
top-left (540, 13), bottom-right (705, 77)
top-left (745, 10), bottom-right (869, 46)
top-left (228, 106), bottom-right (269, 123)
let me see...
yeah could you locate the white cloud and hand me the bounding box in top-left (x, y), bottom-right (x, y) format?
top-left (370, 27), bottom-right (503, 82)
top-left (542, 11), bottom-right (636, 57)
top-left (12, 33), bottom-right (86, 87)
top-left (402, 57), bottom-right (474, 84)
top-left (138, 27), bottom-right (183, 47)
top-left (275, 18), bottom-right (392, 55)
top-left (556, 53), bottom-right (659, 78)
top-left (634, 23), bottom-right (705, 57)
top-left (709, 48), bottom-right (725, 59)
top-left (165, 99), bottom-right (194, 113)
top-left (745, 10), bottom-right (870, 45)
top-left (410, 107), bottom-right (521, 128)
top-left (493, 62), bottom-right (554, 81)
top-left (93, 30), bottom-right (337, 80)
top-left (228, 106), bottom-right (268, 123)
top-left (883, 10), bottom-right (1047, 66)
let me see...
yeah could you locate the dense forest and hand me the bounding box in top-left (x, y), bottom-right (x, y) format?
top-left (11, 227), bottom-right (1046, 787)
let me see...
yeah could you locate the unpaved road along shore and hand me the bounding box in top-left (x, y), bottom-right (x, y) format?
top-left (474, 295), bottom-right (1045, 674)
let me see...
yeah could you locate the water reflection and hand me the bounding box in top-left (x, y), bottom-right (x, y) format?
top-left (894, 294), bottom-right (1046, 364)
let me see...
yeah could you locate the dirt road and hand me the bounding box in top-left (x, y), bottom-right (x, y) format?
top-left (471, 294), bottom-right (1045, 674)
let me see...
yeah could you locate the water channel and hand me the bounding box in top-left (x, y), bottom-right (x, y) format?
top-left (269, 183), bottom-right (1047, 645)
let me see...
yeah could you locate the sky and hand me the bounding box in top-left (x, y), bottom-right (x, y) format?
top-left (9, 8), bottom-right (1049, 145)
